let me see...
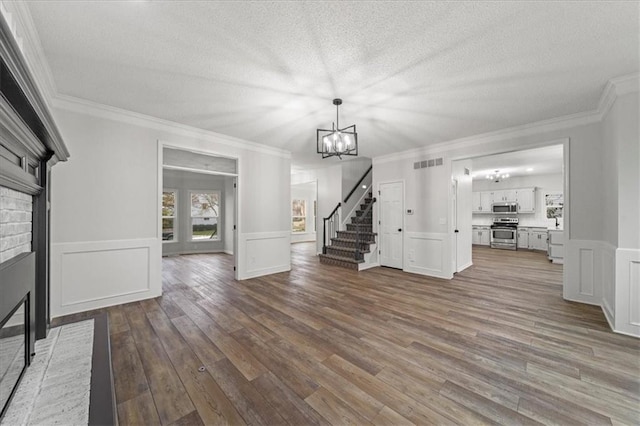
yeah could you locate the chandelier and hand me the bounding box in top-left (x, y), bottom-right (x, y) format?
top-left (486, 170), bottom-right (509, 182)
top-left (316, 98), bottom-right (358, 159)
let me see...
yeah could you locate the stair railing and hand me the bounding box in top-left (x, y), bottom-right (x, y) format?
top-left (323, 202), bottom-right (341, 254)
top-left (343, 165), bottom-right (372, 204)
top-left (341, 165), bottom-right (373, 229)
top-left (354, 197), bottom-right (376, 261)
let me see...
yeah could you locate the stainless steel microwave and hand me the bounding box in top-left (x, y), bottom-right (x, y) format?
top-left (492, 202), bottom-right (518, 214)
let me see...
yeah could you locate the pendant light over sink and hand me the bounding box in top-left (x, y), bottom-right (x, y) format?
top-left (316, 98), bottom-right (358, 159)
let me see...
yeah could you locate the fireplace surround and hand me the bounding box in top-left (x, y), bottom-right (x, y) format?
top-left (0, 8), bottom-right (69, 420)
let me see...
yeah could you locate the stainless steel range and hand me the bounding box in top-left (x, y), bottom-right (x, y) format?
top-left (490, 217), bottom-right (518, 250)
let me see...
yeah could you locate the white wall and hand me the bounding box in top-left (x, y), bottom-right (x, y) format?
top-left (472, 172), bottom-right (564, 227)
top-left (373, 121), bottom-right (603, 288)
top-left (162, 169), bottom-right (228, 256)
top-left (291, 181), bottom-right (317, 243)
top-left (374, 158), bottom-right (452, 279)
top-left (601, 91), bottom-right (640, 337)
top-left (49, 101), bottom-right (291, 317)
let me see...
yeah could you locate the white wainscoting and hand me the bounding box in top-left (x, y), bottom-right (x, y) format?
top-left (564, 239), bottom-right (603, 305)
top-left (403, 232), bottom-right (452, 279)
top-left (237, 231), bottom-right (291, 280)
top-left (614, 248), bottom-right (640, 337)
top-left (50, 238), bottom-right (161, 317)
top-left (601, 242), bottom-right (617, 328)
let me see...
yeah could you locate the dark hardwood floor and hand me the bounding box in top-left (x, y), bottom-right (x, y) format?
top-left (101, 243), bottom-right (639, 425)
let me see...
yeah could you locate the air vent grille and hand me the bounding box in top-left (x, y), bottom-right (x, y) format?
top-left (413, 157), bottom-right (444, 170)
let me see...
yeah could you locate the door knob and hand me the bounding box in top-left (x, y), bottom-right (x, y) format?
top-left (398, 228), bottom-right (402, 232)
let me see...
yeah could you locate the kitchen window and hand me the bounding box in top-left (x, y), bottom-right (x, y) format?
top-left (190, 191), bottom-right (220, 240)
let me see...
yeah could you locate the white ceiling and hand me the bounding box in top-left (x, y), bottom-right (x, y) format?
top-left (470, 145), bottom-right (563, 180)
top-left (27, 2), bottom-right (639, 169)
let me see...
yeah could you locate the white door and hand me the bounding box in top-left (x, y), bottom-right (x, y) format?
top-left (380, 181), bottom-right (403, 269)
top-left (452, 179), bottom-right (458, 274)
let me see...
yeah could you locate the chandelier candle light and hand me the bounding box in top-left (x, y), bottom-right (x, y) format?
top-left (486, 170), bottom-right (510, 183)
top-left (317, 98), bottom-right (358, 159)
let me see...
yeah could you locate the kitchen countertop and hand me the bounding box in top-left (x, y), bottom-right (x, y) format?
top-left (472, 224), bottom-right (564, 231)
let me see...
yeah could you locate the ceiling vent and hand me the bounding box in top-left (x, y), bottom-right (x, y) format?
top-left (413, 157), bottom-right (444, 170)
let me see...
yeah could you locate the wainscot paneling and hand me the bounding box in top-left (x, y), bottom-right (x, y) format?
top-left (50, 238), bottom-right (161, 317)
top-left (403, 232), bottom-right (451, 279)
top-left (614, 248), bottom-right (640, 337)
top-left (564, 239), bottom-right (602, 305)
top-left (237, 231), bottom-right (290, 280)
top-left (601, 242), bottom-right (616, 328)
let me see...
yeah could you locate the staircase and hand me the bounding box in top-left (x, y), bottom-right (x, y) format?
top-left (319, 193), bottom-right (377, 270)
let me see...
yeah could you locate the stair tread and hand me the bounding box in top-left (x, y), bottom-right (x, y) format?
top-left (337, 230), bottom-right (377, 236)
top-left (319, 253), bottom-right (365, 263)
top-left (331, 238), bottom-right (376, 244)
top-left (327, 246), bottom-right (371, 254)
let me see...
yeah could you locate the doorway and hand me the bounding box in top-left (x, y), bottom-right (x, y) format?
top-left (159, 144), bottom-right (239, 279)
top-left (379, 181), bottom-right (404, 269)
top-left (453, 141), bottom-right (567, 283)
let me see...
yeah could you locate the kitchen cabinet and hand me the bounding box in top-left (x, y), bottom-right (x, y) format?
top-left (517, 228), bottom-right (529, 249)
top-left (472, 226), bottom-right (491, 245)
top-left (472, 187), bottom-right (537, 214)
top-left (529, 228), bottom-right (548, 251)
top-left (472, 192), bottom-right (493, 213)
top-left (548, 230), bottom-right (564, 263)
top-left (516, 188), bottom-right (536, 213)
top-left (493, 189), bottom-right (517, 202)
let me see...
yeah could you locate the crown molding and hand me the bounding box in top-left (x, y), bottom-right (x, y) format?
top-left (0, 1), bottom-right (58, 105)
top-left (52, 94), bottom-right (291, 159)
top-left (597, 72), bottom-right (639, 118)
top-left (373, 109), bottom-right (600, 165)
top-left (374, 72), bottom-right (639, 166)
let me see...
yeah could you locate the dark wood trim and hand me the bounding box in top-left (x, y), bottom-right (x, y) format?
top-left (88, 313), bottom-right (117, 426)
top-left (0, 13), bottom-right (69, 163)
top-left (33, 157), bottom-right (51, 339)
top-left (0, 252), bottom-right (35, 360)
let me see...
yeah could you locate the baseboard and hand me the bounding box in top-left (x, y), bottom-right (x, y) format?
top-left (457, 261), bottom-right (473, 272)
top-left (162, 249), bottom-right (226, 257)
top-left (358, 262), bottom-right (379, 271)
top-left (601, 299), bottom-right (615, 332)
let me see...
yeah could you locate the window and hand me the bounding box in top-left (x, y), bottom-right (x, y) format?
top-left (162, 191), bottom-right (177, 242)
top-left (292, 199), bottom-right (306, 233)
top-left (191, 192), bottom-right (220, 240)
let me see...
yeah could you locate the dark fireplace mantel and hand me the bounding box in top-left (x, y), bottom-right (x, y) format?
top-left (0, 8), bottom-right (69, 419)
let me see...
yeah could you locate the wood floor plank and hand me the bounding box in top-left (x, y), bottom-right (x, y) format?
top-left (116, 390), bottom-right (161, 426)
top-left (110, 330), bottom-right (149, 404)
top-left (99, 244), bottom-right (640, 426)
top-left (123, 302), bottom-right (195, 425)
top-left (305, 387), bottom-right (373, 426)
top-left (144, 305), bottom-right (247, 426)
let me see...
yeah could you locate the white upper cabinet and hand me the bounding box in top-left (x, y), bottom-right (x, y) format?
top-left (472, 187), bottom-right (536, 214)
top-left (472, 191), bottom-right (493, 213)
top-left (493, 189), bottom-right (517, 202)
top-left (516, 188), bottom-right (536, 213)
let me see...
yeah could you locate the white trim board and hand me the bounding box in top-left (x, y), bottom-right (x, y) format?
top-left (237, 231), bottom-right (291, 280)
top-left (50, 238), bottom-right (161, 318)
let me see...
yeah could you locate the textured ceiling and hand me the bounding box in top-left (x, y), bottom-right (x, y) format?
top-left (27, 1), bottom-right (639, 168)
